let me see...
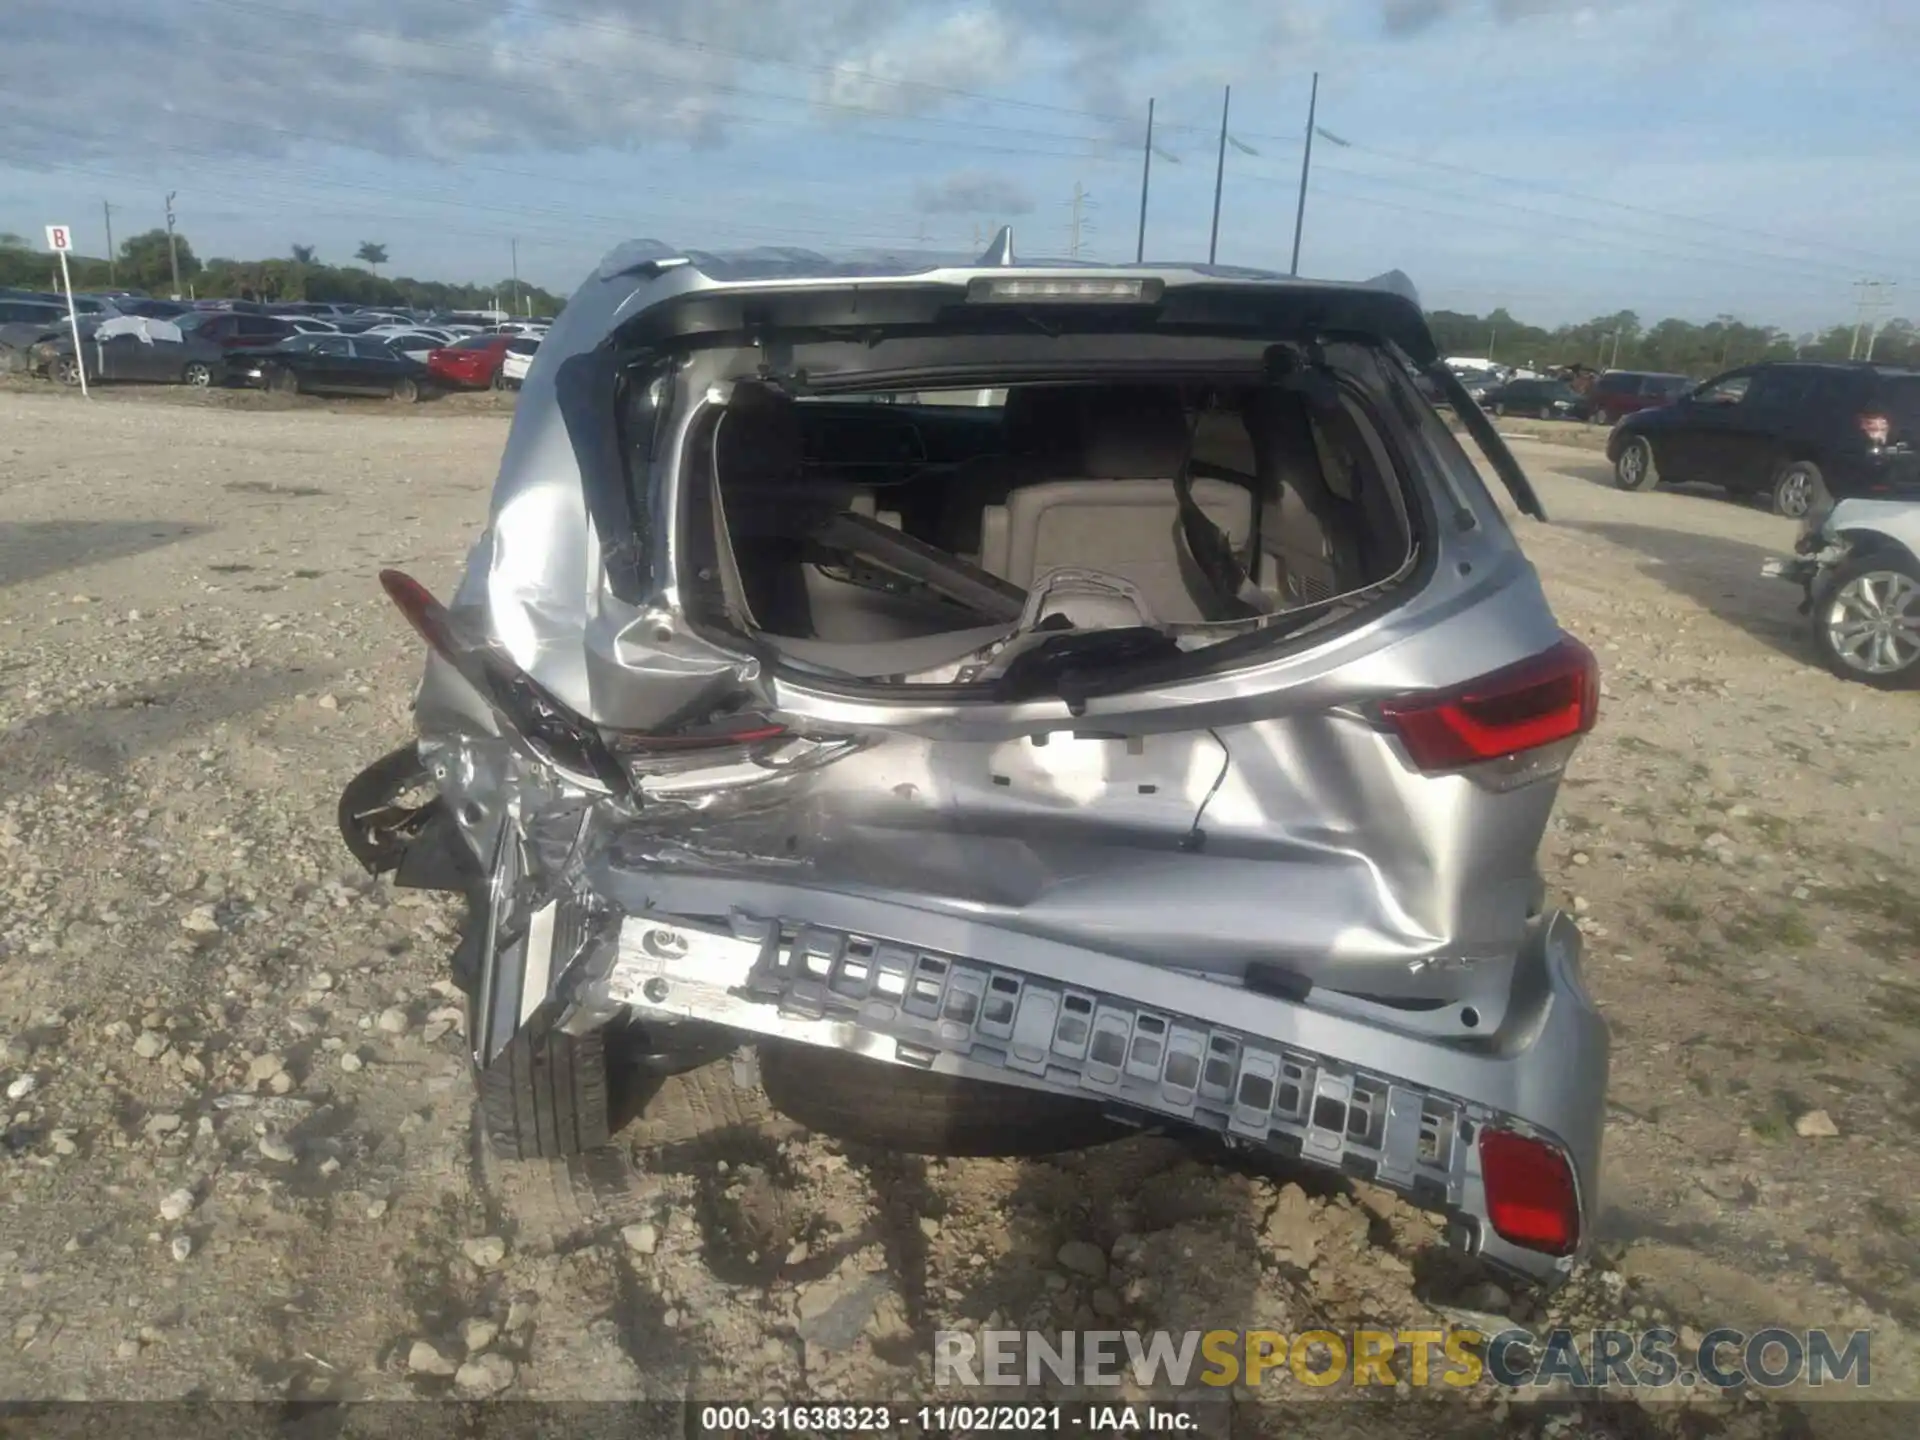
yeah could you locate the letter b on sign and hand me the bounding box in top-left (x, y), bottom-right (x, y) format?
top-left (46, 226), bottom-right (72, 252)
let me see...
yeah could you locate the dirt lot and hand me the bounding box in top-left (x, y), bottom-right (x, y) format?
top-left (1, 384), bottom-right (1916, 1433)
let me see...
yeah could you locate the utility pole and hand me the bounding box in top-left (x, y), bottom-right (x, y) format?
top-left (1866, 282), bottom-right (1897, 360)
top-left (1136, 98), bottom-right (1156, 263)
top-left (164, 191), bottom-right (181, 299)
top-left (1852, 279), bottom-right (1896, 360)
top-left (102, 201), bottom-right (116, 287)
top-left (1289, 72), bottom-right (1320, 276)
top-left (1207, 85), bottom-right (1231, 265)
top-left (1067, 182), bottom-right (1095, 259)
top-left (510, 238), bottom-right (520, 316)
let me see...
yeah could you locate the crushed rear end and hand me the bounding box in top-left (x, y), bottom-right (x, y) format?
top-left (340, 243), bottom-right (1606, 1286)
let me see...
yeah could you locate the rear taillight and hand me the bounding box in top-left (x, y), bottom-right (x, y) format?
top-left (1478, 1127), bottom-right (1580, 1256)
top-left (1859, 413), bottom-right (1891, 446)
top-left (380, 568), bottom-right (626, 790)
top-left (1377, 634), bottom-right (1599, 774)
top-left (378, 569), bottom-right (792, 792)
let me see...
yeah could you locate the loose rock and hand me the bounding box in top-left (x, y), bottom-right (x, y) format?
top-left (462, 1235), bottom-right (508, 1269)
top-left (407, 1340), bottom-right (459, 1377)
top-left (453, 1352), bottom-right (515, 1397)
top-left (621, 1222), bottom-right (659, 1257)
top-left (158, 1188), bottom-right (196, 1222)
top-left (1794, 1109), bottom-right (1840, 1139)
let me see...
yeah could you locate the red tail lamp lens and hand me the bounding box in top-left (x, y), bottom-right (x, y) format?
top-left (1478, 1127), bottom-right (1580, 1256)
top-left (378, 568), bottom-right (459, 661)
top-left (1379, 634), bottom-right (1599, 771)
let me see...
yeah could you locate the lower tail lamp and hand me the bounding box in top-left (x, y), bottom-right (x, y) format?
top-left (1478, 1127), bottom-right (1580, 1256)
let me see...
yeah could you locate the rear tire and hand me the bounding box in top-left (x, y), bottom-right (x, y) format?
top-left (1492, 402), bottom-right (1507, 417)
top-left (1613, 435), bottom-right (1660, 490)
top-left (271, 367), bottom-right (300, 396)
top-left (0, 344), bottom-right (20, 375)
top-left (1811, 553), bottom-right (1920, 690)
top-left (757, 1040), bottom-right (1130, 1157)
top-left (51, 354), bottom-right (82, 388)
top-left (1770, 459), bottom-right (1829, 519)
top-left (478, 1026), bottom-right (613, 1160)
top-left (182, 361), bottom-right (213, 388)
top-left (1537, 404), bottom-right (1553, 421)
top-left (490, 367), bottom-right (507, 391)
top-left (390, 376), bottom-right (419, 403)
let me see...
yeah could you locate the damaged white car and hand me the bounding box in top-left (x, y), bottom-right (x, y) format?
top-left (339, 236), bottom-right (1607, 1286)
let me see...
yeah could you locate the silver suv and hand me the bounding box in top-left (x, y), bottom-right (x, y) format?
top-left (340, 238), bottom-right (1606, 1286)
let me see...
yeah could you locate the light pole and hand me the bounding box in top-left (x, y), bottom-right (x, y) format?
top-left (1289, 73), bottom-right (1318, 276)
top-left (1207, 85), bottom-right (1231, 265)
top-left (1135, 98), bottom-right (1155, 263)
top-left (164, 191), bottom-right (181, 299)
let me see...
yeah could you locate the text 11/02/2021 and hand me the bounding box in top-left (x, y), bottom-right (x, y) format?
top-left (697, 1402), bottom-right (1204, 1434)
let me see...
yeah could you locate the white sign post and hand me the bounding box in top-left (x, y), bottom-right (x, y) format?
top-left (44, 224), bottom-right (88, 398)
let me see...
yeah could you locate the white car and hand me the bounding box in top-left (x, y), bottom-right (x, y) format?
top-left (1764, 497), bottom-right (1920, 687)
top-left (378, 331), bottom-right (454, 364)
top-left (500, 336), bottom-right (539, 388)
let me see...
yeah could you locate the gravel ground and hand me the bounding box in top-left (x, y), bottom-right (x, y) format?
top-left (1, 385), bottom-right (1916, 1434)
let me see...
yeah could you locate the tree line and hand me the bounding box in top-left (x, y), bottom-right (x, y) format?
top-left (0, 230), bottom-right (564, 316)
top-left (1427, 305), bottom-right (1918, 376)
top-left (6, 227), bottom-right (1914, 370)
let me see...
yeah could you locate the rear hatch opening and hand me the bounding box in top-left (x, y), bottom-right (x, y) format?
top-left (658, 351), bottom-right (1427, 702)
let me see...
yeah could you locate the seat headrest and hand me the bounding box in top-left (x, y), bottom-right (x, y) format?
top-left (1074, 386), bottom-right (1191, 478)
top-left (1002, 386), bottom-right (1084, 458)
top-left (715, 383), bottom-right (803, 485)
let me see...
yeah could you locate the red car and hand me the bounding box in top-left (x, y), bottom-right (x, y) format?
top-left (426, 335), bottom-right (514, 389)
top-left (1586, 370), bottom-right (1694, 425)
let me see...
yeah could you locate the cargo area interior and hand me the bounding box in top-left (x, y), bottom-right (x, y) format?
top-left (673, 373), bottom-right (1419, 684)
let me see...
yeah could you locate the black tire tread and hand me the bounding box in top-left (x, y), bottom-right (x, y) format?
top-left (479, 1026), bottom-right (612, 1160)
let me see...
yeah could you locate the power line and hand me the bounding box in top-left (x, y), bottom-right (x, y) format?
top-left (1327, 137), bottom-right (1920, 278)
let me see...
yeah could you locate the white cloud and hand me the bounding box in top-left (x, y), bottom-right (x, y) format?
top-left (913, 169), bottom-right (1036, 215)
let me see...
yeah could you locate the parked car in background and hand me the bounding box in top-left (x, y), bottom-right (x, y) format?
top-left (0, 299), bottom-right (73, 372)
top-left (1609, 361), bottom-right (1920, 516)
top-left (233, 333), bottom-right (431, 401)
top-left (175, 310), bottom-right (300, 351)
top-left (1765, 497), bottom-right (1920, 687)
top-left (426, 333), bottom-right (513, 389)
top-left (117, 298), bottom-right (197, 320)
top-left (275, 316), bottom-right (343, 334)
top-left (36, 319), bottom-right (227, 388)
top-left (379, 330), bottom-right (455, 363)
top-left (1483, 377), bottom-right (1587, 421)
top-left (499, 335), bottom-right (539, 388)
top-left (1585, 371), bottom-right (1692, 426)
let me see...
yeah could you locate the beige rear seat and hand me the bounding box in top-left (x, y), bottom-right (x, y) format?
top-left (974, 386), bottom-right (1255, 624)
top-left (977, 478), bottom-right (1252, 623)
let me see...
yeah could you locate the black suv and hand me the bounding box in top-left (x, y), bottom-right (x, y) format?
top-left (1608, 361), bottom-right (1920, 517)
top-left (1483, 376), bottom-right (1586, 420)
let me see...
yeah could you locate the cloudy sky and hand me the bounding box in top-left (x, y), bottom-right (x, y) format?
top-left (2, 0), bottom-right (1915, 331)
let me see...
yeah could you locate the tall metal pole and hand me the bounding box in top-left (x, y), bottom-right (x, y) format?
top-left (1207, 85), bottom-right (1231, 265)
top-left (1289, 72), bottom-right (1319, 277)
top-left (102, 201), bottom-right (115, 287)
top-left (164, 191), bottom-right (181, 299)
top-left (1136, 98), bottom-right (1155, 263)
top-left (510, 238), bottom-right (520, 316)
